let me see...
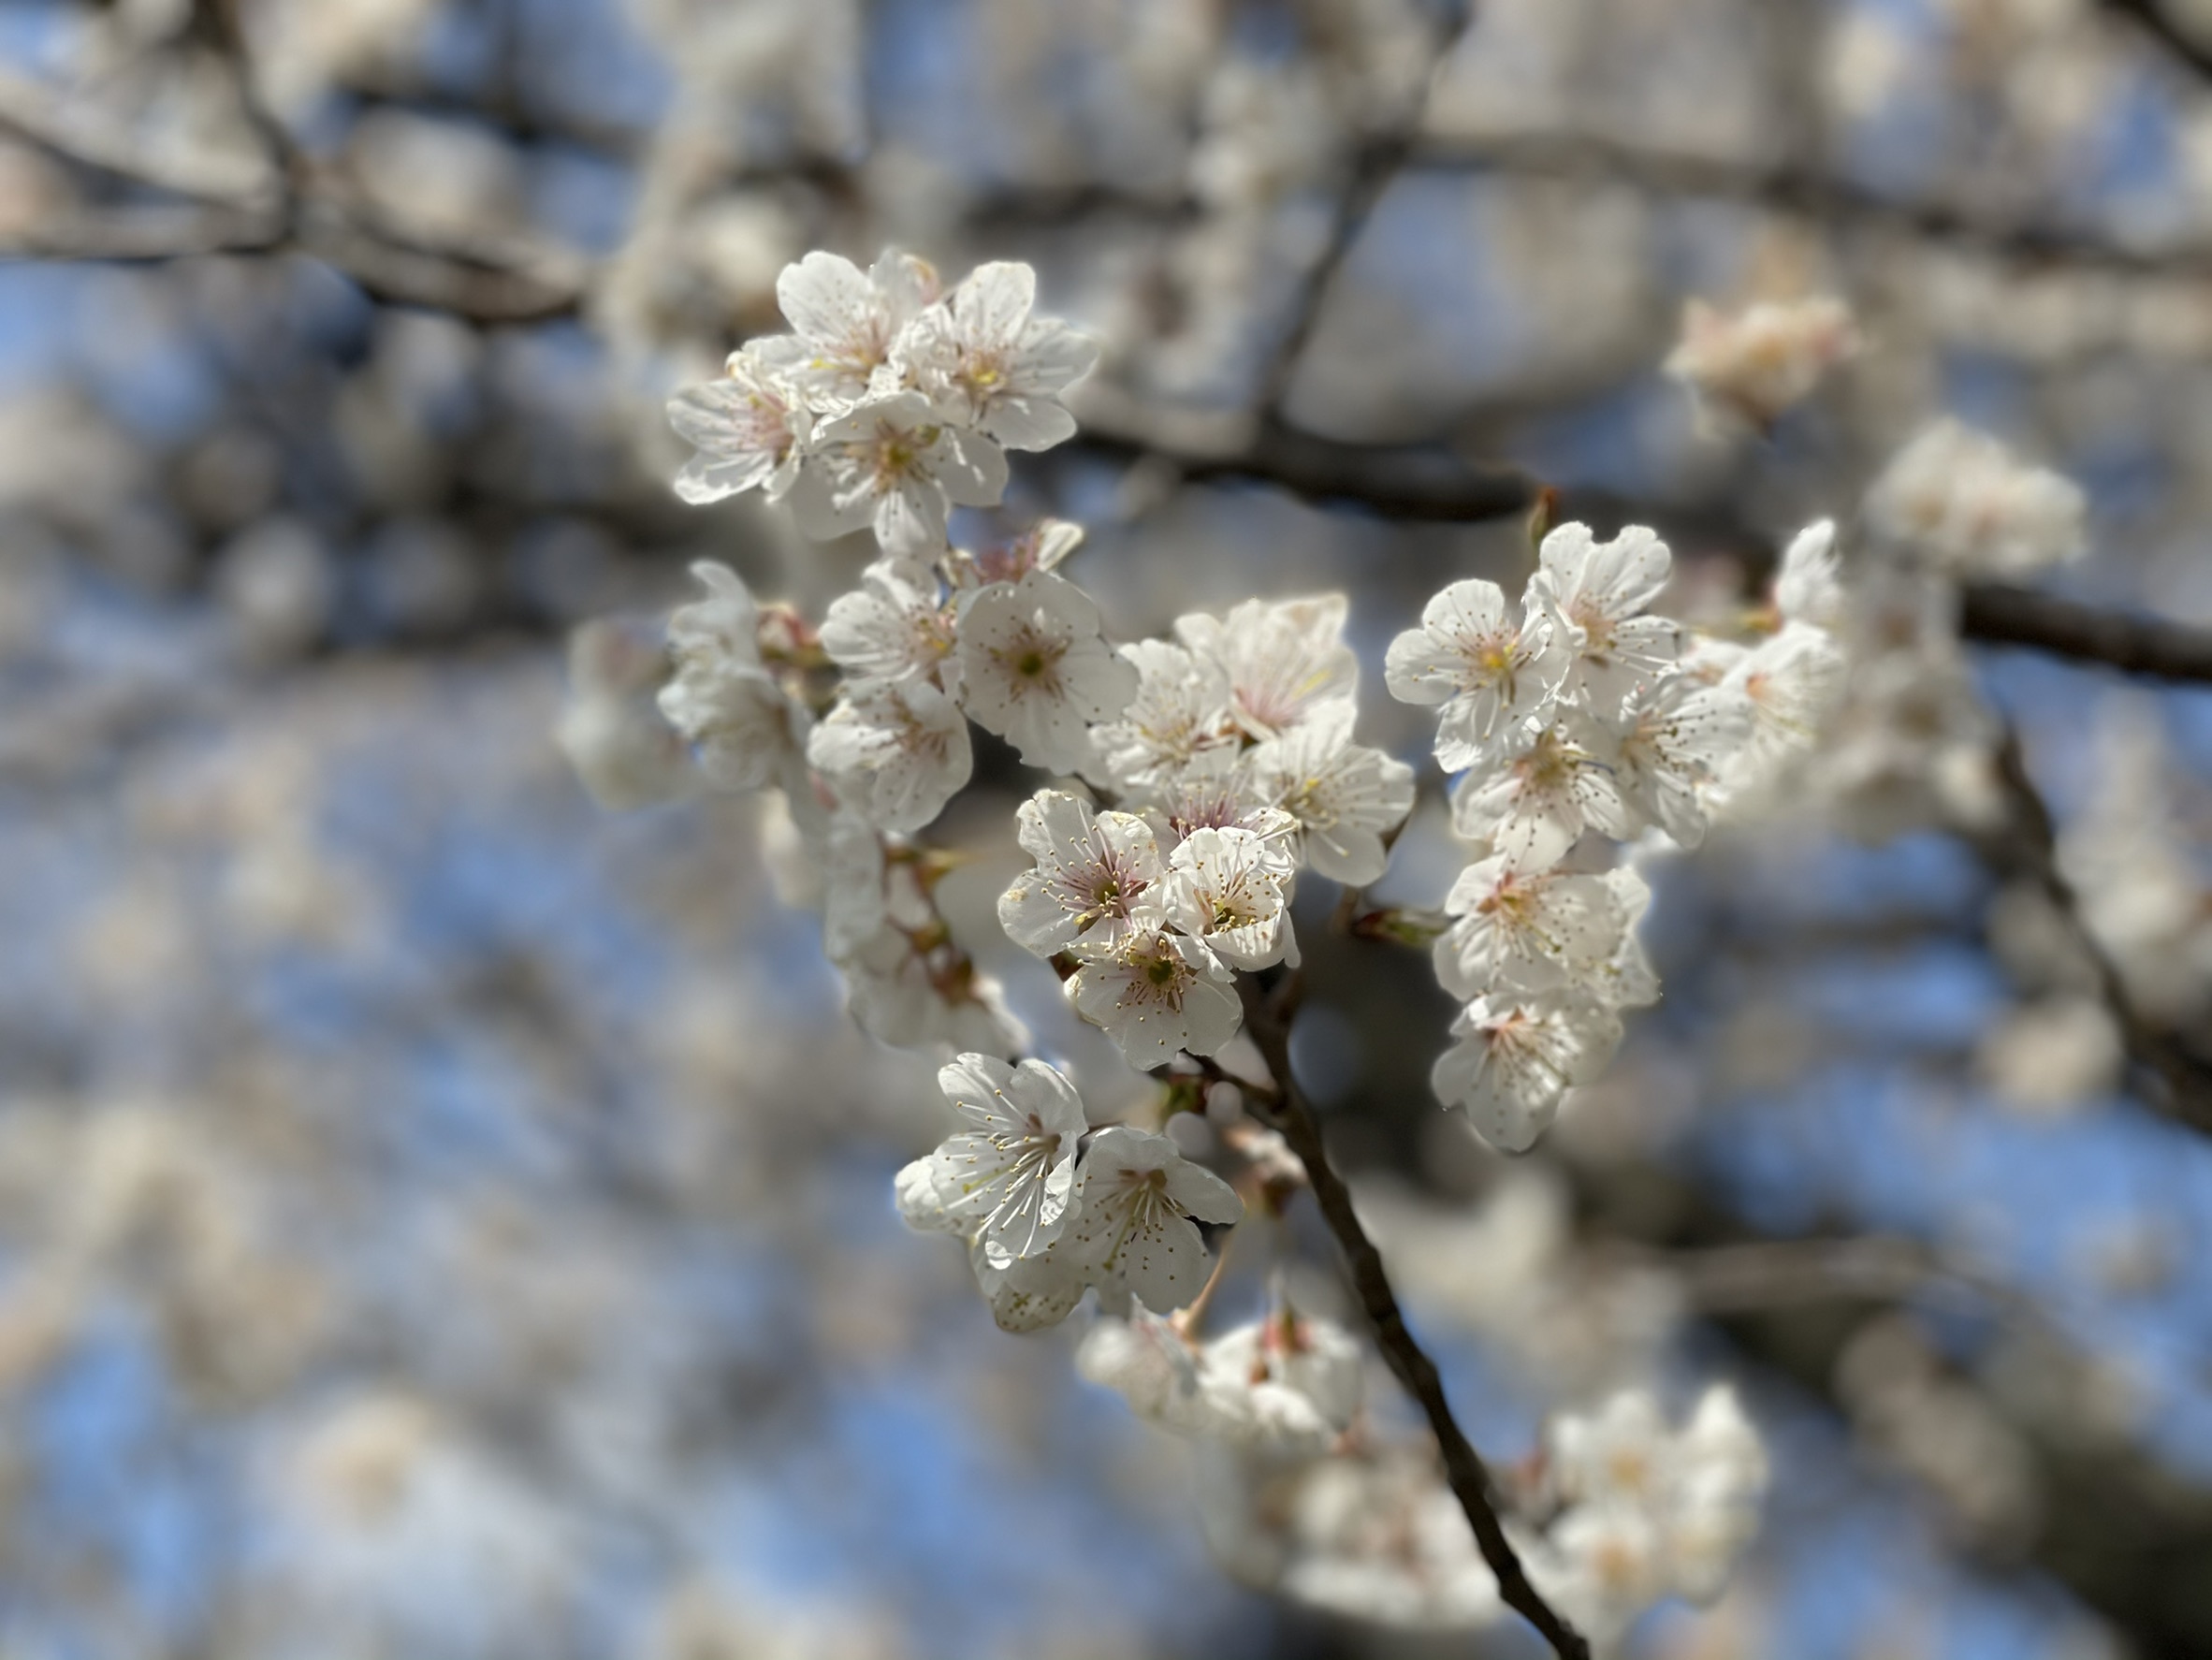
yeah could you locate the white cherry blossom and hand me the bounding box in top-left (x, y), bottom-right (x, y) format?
top-left (1865, 416), bottom-right (2087, 577)
top-left (1165, 825), bottom-right (1300, 970)
top-left (667, 343), bottom-right (809, 507)
top-left (821, 812), bottom-right (933, 960)
top-left (1773, 517), bottom-right (1844, 629)
top-left (837, 921), bottom-right (1027, 1057)
top-left (1431, 992), bottom-right (1623, 1152)
top-left (1198, 1307), bottom-right (1363, 1450)
top-left (960, 517), bottom-right (1085, 589)
top-left (1057, 1125), bottom-right (1243, 1314)
top-left (970, 1236), bottom-right (1088, 1333)
top-left (1664, 294), bottom-right (1857, 430)
top-left (1707, 620), bottom-right (1847, 811)
top-left (1075, 1303), bottom-right (1210, 1430)
top-left (1666, 1388), bottom-right (1769, 1603)
top-left (807, 676), bottom-right (972, 833)
top-left (795, 390), bottom-right (1008, 560)
top-left (1537, 1386), bottom-right (1769, 1623)
top-left (895, 1054), bottom-right (1088, 1268)
top-left (768, 247), bottom-right (939, 410)
top-left (997, 789), bottom-right (1168, 956)
top-left (1067, 925), bottom-right (1243, 1068)
top-left (1526, 523), bottom-right (1680, 707)
top-left (1594, 866), bottom-right (1660, 1010)
top-left (1126, 748), bottom-right (1300, 849)
top-left (1534, 1503), bottom-right (1666, 1643)
top-left (557, 619), bottom-right (695, 810)
top-left (1450, 713), bottom-right (1637, 870)
top-left (1384, 578), bottom-right (1564, 770)
top-left (1244, 704), bottom-right (1416, 886)
top-left (1085, 638), bottom-right (1237, 794)
top-left (953, 572), bottom-right (1138, 772)
top-left (1274, 1456), bottom-right (1506, 1629)
top-left (1609, 671), bottom-right (1751, 850)
top-left (658, 561), bottom-right (803, 793)
top-left (1550, 1390), bottom-right (1675, 1509)
top-left (1175, 594), bottom-right (1357, 741)
top-left (894, 261), bottom-right (1100, 450)
top-left (1433, 852), bottom-right (1624, 1001)
top-left (819, 560), bottom-right (954, 688)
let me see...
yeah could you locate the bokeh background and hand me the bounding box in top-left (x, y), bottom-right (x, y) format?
top-left (5, 0), bottom-right (2212, 1654)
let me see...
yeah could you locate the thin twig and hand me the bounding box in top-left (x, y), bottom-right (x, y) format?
top-left (1252, 5), bottom-right (1475, 419)
top-left (1234, 973), bottom-right (1591, 1660)
top-left (1983, 727), bottom-right (2212, 1134)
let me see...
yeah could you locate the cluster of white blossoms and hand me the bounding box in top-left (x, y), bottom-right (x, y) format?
top-left (667, 248), bottom-right (1098, 559)
top-left (994, 592), bottom-right (1414, 1065)
top-left (1193, 1383), bottom-right (1768, 1638)
top-left (1386, 520), bottom-right (1853, 1151)
top-left (1525, 1388), bottom-right (1769, 1641)
top-left (1665, 293), bottom-right (1859, 431)
top-left (1077, 1298), bottom-right (1364, 1458)
top-left (895, 1054), bottom-right (1243, 1332)
top-left (1865, 416), bottom-right (2087, 580)
top-left (566, 245), bottom-right (1786, 1649)
top-left (1797, 415), bottom-right (2091, 840)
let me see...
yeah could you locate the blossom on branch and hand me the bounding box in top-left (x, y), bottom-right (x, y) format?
top-left (795, 390), bottom-right (1007, 561)
top-left (1430, 992), bottom-right (1623, 1153)
top-left (768, 247), bottom-right (939, 410)
top-left (895, 260), bottom-right (1101, 450)
top-left (1067, 925), bottom-right (1244, 1068)
top-left (997, 789), bottom-right (1168, 956)
top-left (666, 344), bottom-right (810, 507)
top-left (658, 561), bottom-right (806, 793)
top-left (1866, 417), bottom-right (2087, 578)
top-left (1245, 704), bottom-right (1416, 886)
top-left (1665, 293), bottom-right (1857, 430)
top-left (1165, 825), bottom-right (1300, 970)
top-left (953, 572), bottom-right (1138, 772)
top-left (807, 676), bottom-right (972, 833)
top-left (1055, 1125), bottom-right (1243, 1314)
top-left (1527, 523), bottom-right (1680, 709)
top-left (1384, 576), bottom-right (1564, 771)
top-left (895, 1054), bottom-right (1088, 1269)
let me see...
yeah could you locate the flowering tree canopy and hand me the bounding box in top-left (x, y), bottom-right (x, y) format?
top-left (7, 3), bottom-right (2212, 1659)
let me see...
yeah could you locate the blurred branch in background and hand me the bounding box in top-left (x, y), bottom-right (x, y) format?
top-left (4, 1), bottom-right (2212, 1658)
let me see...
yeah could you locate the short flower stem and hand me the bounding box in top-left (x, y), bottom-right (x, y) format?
top-left (1234, 973), bottom-right (1592, 1660)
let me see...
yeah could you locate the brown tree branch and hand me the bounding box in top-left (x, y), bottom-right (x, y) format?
top-left (1981, 727), bottom-right (2212, 1135)
top-left (2101, 0), bottom-right (2212, 84)
top-left (0, 9), bottom-right (589, 326)
top-left (1958, 582), bottom-right (2212, 685)
top-left (1413, 126), bottom-right (2212, 281)
top-left (1235, 973), bottom-right (1592, 1660)
top-left (1252, 5), bottom-right (1475, 418)
top-left (1650, 1234), bottom-right (2016, 1318)
top-left (1071, 401), bottom-right (1536, 521)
